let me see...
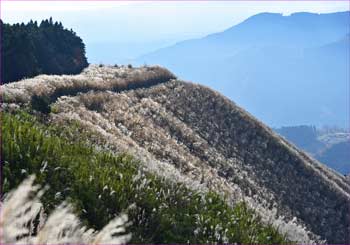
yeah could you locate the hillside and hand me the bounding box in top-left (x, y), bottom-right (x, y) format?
top-left (0, 18), bottom-right (88, 83)
top-left (3, 112), bottom-right (288, 244)
top-left (137, 11), bottom-right (349, 127)
top-left (2, 65), bottom-right (350, 243)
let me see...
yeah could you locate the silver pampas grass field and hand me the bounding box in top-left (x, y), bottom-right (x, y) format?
top-left (0, 175), bottom-right (131, 244)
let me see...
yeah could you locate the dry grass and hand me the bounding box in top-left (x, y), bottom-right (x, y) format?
top-left (48, 80), bottom-right (350, 243)
top-left (1, 64), bottom-right (176, 104)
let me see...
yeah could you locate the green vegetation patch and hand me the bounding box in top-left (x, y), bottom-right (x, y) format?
top-left (2, 111), bottom-right (289, 243)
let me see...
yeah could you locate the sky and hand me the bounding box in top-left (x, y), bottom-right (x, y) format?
top-left (1, 1), bottom-right (349, 62)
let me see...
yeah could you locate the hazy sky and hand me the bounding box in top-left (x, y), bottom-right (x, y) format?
top-left (2, 1), bottom-right (349, 43)
top-left (2, 1), bottom-right (348, 62)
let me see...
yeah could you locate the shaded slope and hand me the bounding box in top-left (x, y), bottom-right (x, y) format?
top-left (2, 66), bottom-right (350, 243)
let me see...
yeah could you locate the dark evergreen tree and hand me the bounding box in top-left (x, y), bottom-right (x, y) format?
top-left (1, 18), bottom-right (88, 83)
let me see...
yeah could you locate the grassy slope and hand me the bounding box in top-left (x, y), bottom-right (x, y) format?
top-left (2, 110), bottom-right (288, 244)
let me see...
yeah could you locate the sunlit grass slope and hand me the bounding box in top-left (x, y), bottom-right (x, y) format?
top-left (2, 111), bottom-right (288, 244)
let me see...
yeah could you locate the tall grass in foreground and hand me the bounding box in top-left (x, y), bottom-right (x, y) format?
top-left (1, 111), bottom-right (289, 243)
top-left (0, 176), bottom-right (131, 244)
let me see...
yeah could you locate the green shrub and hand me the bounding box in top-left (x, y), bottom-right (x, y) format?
top-left (30, 94), bottom-right (51, 114)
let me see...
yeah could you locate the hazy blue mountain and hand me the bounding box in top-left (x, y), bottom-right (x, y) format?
top-left (275, 125), bottom-right (350, 174)
top-left (86, 39), bottom-right (179, 64)
top-left (317, 141), bottom-right (350, 175)
top-left (275, 125), bottom-right (326, 155)
top-left (137, 11), bottom-right (349, 127)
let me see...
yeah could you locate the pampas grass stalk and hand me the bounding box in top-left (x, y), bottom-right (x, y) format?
top-left (0, 175), bottom-right (131, 244)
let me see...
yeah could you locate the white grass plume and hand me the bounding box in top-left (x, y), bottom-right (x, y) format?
top-left (0, 175), bottom-right (131, 244)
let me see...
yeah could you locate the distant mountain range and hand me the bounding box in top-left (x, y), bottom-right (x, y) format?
top-left (137, 11), bottom-right (349, 128)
